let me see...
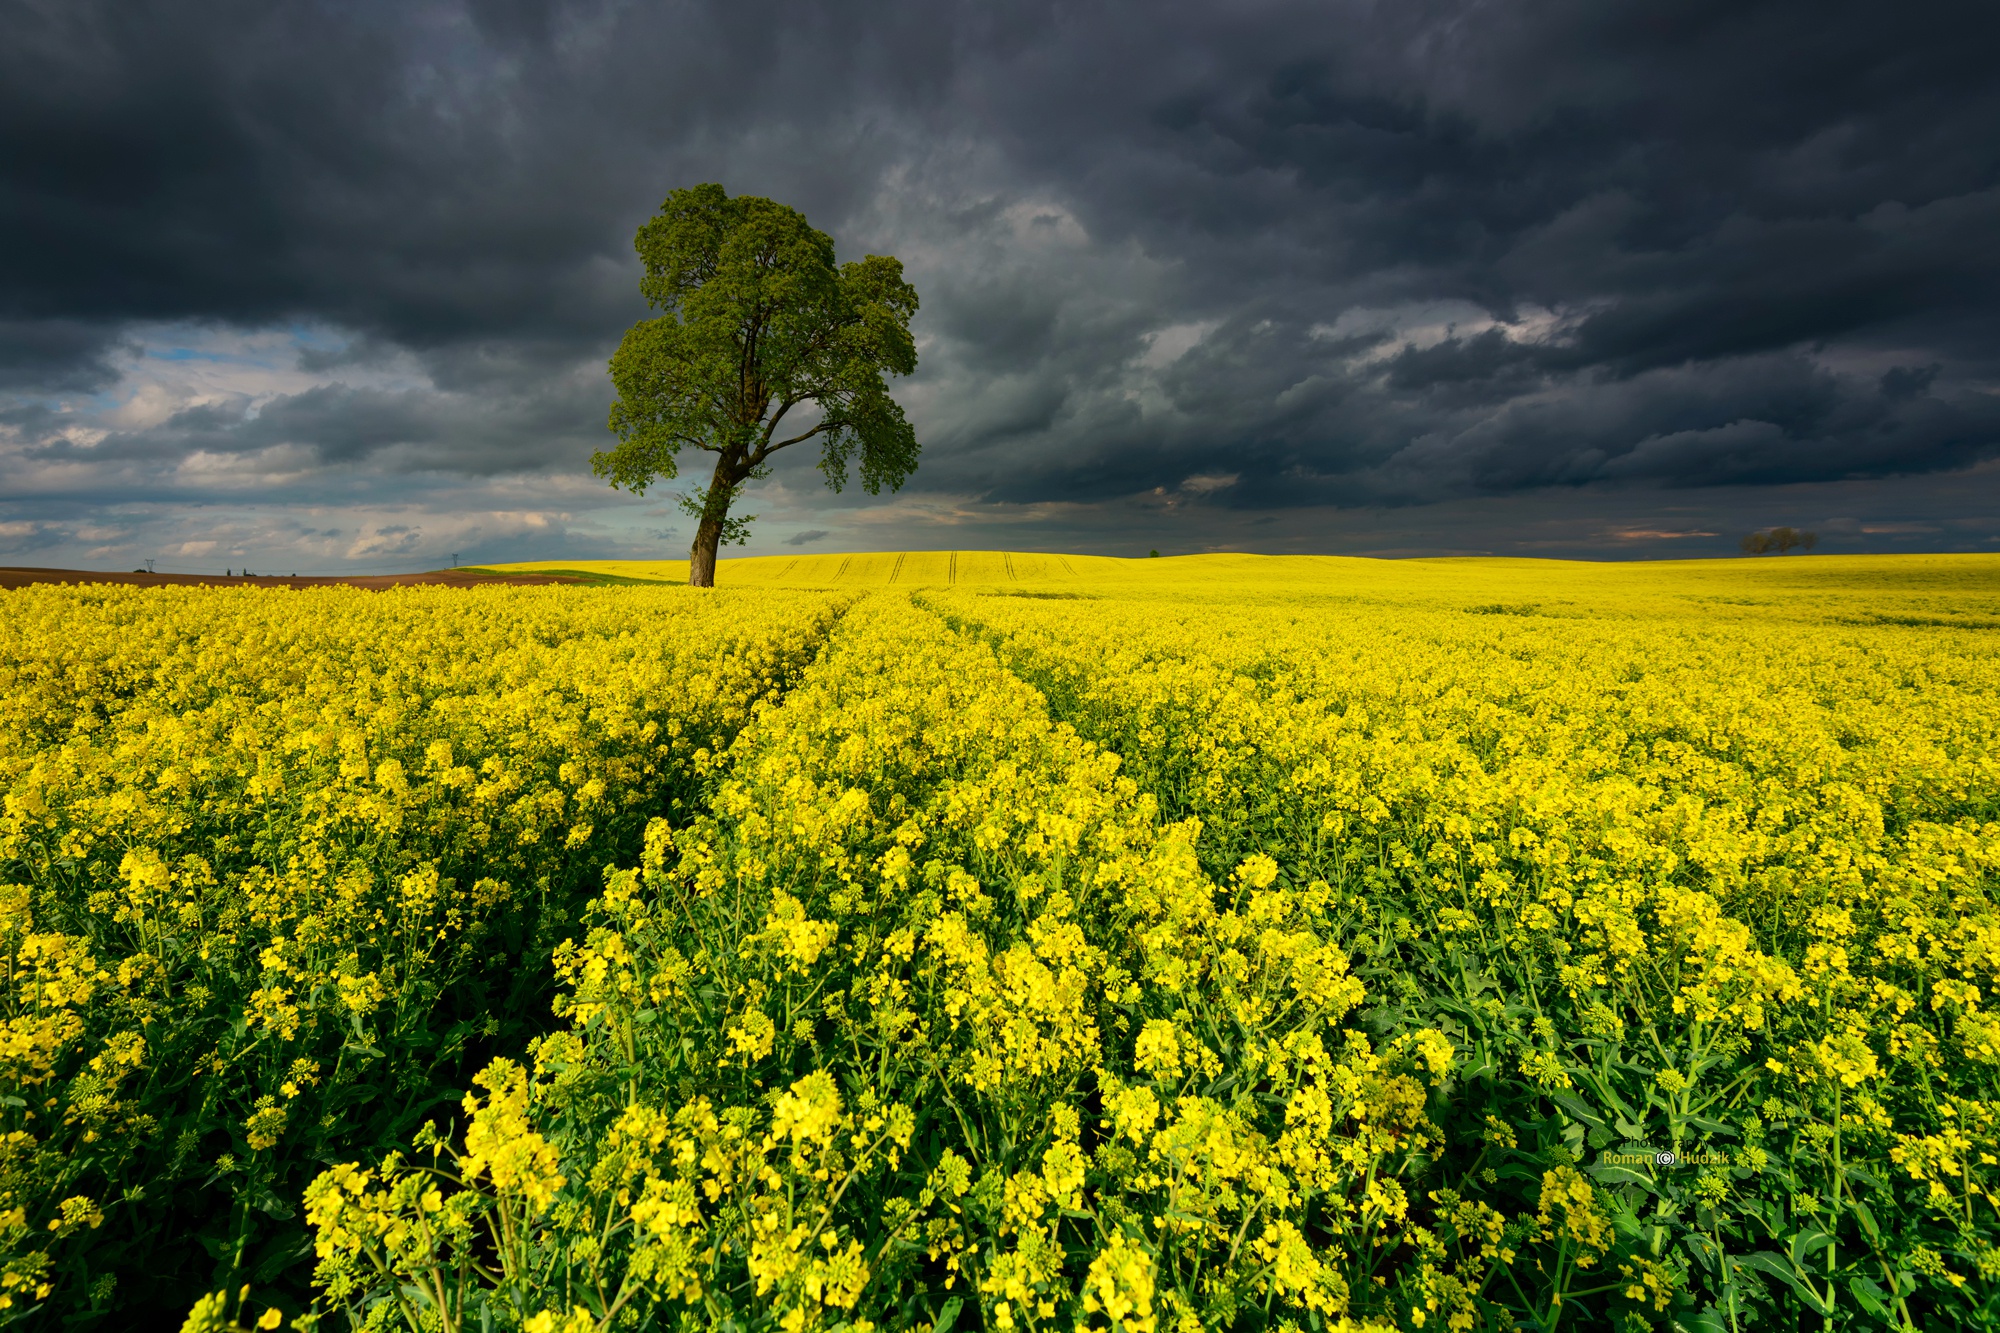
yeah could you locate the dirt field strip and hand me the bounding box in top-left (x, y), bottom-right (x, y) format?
top-left (0, 567), bottom-right (590, 591)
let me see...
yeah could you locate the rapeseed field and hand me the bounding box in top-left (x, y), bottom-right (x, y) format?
top-left (4, 554), bottom-right (1998, 1332)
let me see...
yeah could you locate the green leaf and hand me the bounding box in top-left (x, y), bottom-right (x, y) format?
top-left (1682, 1233), bottom-right (1720, 1272)
top-left (1458, 1045), bottom-right (1501, 1080)
top-left (1552, 1092), bottom-right (1608, 1130)
top-left (1790, 1227), bottom-right (1834, 1266)
top-left (1584, 1163), bottom-right (1660, 1192)
top-left (1672, 1311), bottom-right (1730, 1333)
top-left (1848, 1274), bottom-right (1889, 1318)
top-left (1735, 1252), bottom-right (1834, 1316)
top-left (935, 1296), bottom-right (964, 1331)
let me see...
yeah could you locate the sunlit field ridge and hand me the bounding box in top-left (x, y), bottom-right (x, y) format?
top-left (482, 549), bottom-right (2000, 624)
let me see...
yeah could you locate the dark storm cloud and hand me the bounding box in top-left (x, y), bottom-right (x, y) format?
top-left (1, 0), bottom-right (952, 355)
top-left (0, 319), bottom-right (123, 391)
top-left (1, 0), bottom-right (1996, 564)
top-left (898, 0), bottom-right (2000, 508)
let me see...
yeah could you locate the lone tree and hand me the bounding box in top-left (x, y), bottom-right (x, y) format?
top-left (593, 184), bottom-right (920, 586)
top-left (1739, 527), bottom-right (1818, 555)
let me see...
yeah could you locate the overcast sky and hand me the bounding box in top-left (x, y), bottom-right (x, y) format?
top-left (3, 0), bottom-right (1996, 570)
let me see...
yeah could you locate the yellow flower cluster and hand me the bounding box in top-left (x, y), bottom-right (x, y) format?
top-left (17, 553), bottom-right (2000, 1330)
top-left (918, 570), bottom-right (2000, 1325)
top-left (0, 582), bottom-right (845, 1324)
top-left (311, 594), bottom-right (1466, 1332)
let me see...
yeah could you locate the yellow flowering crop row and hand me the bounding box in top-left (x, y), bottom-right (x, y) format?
top-left (300, 567), bottom-right (2000, 1331)
top-left (0, 583), bottom-right (846, 1326)
top-left (921, 584), bottom-right (2000, 1327)
top-left (14, 555), bottom-right (1997, 1332)
top-left (311, 592), bottom-right (1629, 1333)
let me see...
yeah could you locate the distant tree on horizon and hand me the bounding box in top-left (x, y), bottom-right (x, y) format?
top-left (1740, 527), bottom-right (1818, 555)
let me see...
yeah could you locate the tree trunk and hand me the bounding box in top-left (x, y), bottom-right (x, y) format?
top-left (687, 454), bottom-right (740, 587)
top-left (688, 513), bottom-right (723, 587)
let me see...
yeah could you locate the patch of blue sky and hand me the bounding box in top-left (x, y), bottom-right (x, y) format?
top-left (143, 327), bottom-right (308, 366)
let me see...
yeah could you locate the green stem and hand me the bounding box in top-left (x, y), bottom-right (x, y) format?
top-left (1545, 1240), bottom-right (1571, 1333)
top-left (1826, 1081), bottom-right (1842, 1333)
top-left (1718, 1229), bottom-right (1739, 1333)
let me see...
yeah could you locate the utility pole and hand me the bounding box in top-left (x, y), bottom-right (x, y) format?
top-left (451, 553), bottom-right (459, 568)
top-left (143, 559), bottom-right (155, 573)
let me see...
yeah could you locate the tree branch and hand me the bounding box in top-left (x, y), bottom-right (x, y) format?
top-left (756, 397), bottom-right (801, 458)
top-left (751, 396), bottom-right (837, 465)
top-left (766, 420), bottom-right (831, 456)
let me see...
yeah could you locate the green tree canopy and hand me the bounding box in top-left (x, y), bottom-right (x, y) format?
top-left (593, 184), bottom-right (919, 585)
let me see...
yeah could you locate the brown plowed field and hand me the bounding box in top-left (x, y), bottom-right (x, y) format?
top-left (0, 566), bottom-right (588, 591)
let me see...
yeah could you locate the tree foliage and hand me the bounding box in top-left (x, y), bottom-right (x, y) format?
top-left (593, 185), bottom-right (920, 586)
top-left (1741, 528), bottom-right (1817, 555)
